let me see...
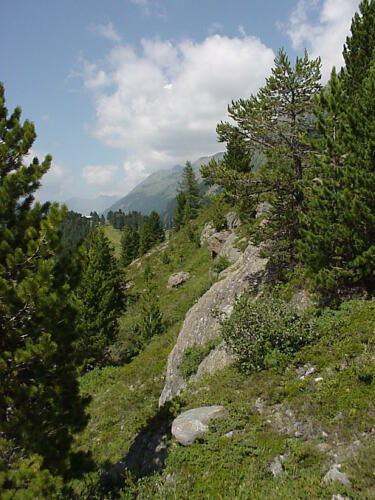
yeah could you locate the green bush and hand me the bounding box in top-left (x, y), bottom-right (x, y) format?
top-left (219, 292), bottom-right (316, 374)
top-left (212, 255), bottom-right (230, 274)
top-left (179, 339), bottom-right (220, 379)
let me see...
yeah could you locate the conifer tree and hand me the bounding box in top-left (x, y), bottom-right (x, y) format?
top-left (78, 227), bottom-right (123, 369)
top-left (148, 210), bottom-right (164, 245)
top-left (174, 190), bottom-right (187, 231)
top-left (205, 48), bottom-right (321, 265)
top-left (120, 225), bottom-right (135, 267)
top-left (299, 59), bottom-right (375, 294)
top-left (179, 161), bottom-right (201, 215)
top-left (342, 0), bottom-right (375, 94)
top-left (139, 221), bottom-right (153, 255)
top-left (0, 83), bottom-right (88, 493)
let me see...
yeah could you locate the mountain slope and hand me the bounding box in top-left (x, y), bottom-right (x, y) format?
top-left (65, 195), bottom-right (120, 215)
top-left (104, 152), bottom-right (224, 217)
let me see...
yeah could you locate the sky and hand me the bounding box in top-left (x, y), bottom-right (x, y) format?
top-left (1, 0), bottom-right (359, 203)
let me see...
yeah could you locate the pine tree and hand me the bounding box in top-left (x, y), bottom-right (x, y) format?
top-left (207, 48), bottom-right (322, 265)
top-left (342, 0), bottom-right (375, 95)
top-left (120, 225), bottom-right (140, 267)
top-left (148, 210), bottom-right (164, 245)
top-left (139, 221), bottom-right (153, 255)
top-left (174, 190), bottom-right (187, 231)
top-left (179, 161), bottom-right (201, 215)
top-left (78, 227), bottom-right (123, 369)
top-left (0, 83), bottom-right (89, 494)
top-left (299, 59), bottom-right (375, 294)
top-left (136, 286), bottom-right (164, 344)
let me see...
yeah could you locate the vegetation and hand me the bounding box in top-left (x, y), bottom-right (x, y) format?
top-left (59, 210), bottom-right (93, 251)
top-left (3, 2), bottom-right (375, 498)
top-left (179, 339), bottom-right (221, 379)
top-left (219, 290), bottom-right (316, 374)
top-left (77, 227), bottom-right (123, 370)
top-left (0, 83), bottom-right (89, 497)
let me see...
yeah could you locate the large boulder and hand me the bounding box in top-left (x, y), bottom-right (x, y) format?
top-left (172, 406), bottom-right (228, 446)
top-left (218, 232), bottom-right (243, 263)
top-left (159, 242), bottom-right (268, 407)
top-left (200, 222), bottom-right (216, 246)
top-left (167, 271), bottom-right (190, 289)
top-left (207, 231), bottom-right (231, 258)
top-left (225, 212), bottom-right (241, 230)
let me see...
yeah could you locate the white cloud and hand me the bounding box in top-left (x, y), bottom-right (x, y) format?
top-left (89, 22), bottom-right (121, 43)
top-left (25, 150), bottom-right (74, 203)
top-left (286, 0), bottom-right (358, 80)
top-left (82, 164), bottom-right (119, 187)
top-left (82, 34), bottom-right (275, 190)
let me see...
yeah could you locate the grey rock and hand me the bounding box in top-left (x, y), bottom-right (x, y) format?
top-left (218, 232), bottom-right (242, 263)
top-left (324, 464), bottom-right (351, 488)
top-left (331, 495), bottom-right (351, 500)
top-left (159, 243), bottom-right (268, 407)
top-left (200, 222), bottom-right (216, 246)
top-left (225, 212), bottom-right (241, 230)
top-left (207, 231), bottom-right (231, 258)
top-left (296, 363), bottom-right (316, 379)
top-left (167, 271), bottom-right (190, 289)
top-left (172, 406), bottom-right (228, 446)
top-left (270, 456), bottom-right (283, 477)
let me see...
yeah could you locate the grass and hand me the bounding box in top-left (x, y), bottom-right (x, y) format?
top-left (73, 215), bottom-right (375, 499)
top-left (122, 299), bottom-right (375, 499)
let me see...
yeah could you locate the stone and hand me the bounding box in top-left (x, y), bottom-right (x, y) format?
top-left (218, 232), bottom-right (242, 263)
top-left (324, 464), bottom-right (351, 488)
top-left (225, 212), bottom-right (241, 230)
top-left (270, 456), bottom-right (283, 477)
top-left (200, 222), bottom-right (216, 246)
top-left (331, 495), bottom-right (351, 500)
top-left (207, 231), bottom-right (231, 258)
top-left (296, 363), bottom-right (316, 379)
top-left (159, 243), bottom-right (268, 407)
top-left (172, 406), bottom-right (228, 446)
top-left (167, 271), bottom-right (190, 289)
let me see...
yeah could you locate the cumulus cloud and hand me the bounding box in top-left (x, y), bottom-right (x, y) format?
top-left (89, 22), bottom-right (121, 43)
top-left (82, 34), bottom-right (275, 190)
top-left (286, 0), bottom-right (358, 80)
top-left (82, 164), bottom-right (119, 187)
top-left (25, 150), bottom-right (74, 203)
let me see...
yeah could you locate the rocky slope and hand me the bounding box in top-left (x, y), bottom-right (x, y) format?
top-left (159, 224), bottom-right (268, 406)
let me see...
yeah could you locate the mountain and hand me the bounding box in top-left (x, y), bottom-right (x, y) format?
top-left (64, 195), bottom-right (120, 215)
top-left (104, 152), bottom-right (224, 218)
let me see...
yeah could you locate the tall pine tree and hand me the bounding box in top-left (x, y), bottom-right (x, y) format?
top-left (78, 227), bottom-right (123, 369)
top-left (0, 83), bottom-right (89, 495)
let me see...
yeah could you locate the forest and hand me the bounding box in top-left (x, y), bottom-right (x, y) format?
top-left (2, 1), bottom-right (375, 498)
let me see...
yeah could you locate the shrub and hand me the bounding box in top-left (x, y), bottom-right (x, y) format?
top-left (179, 339), bottom-right (221, 379)
top-left (219, 292), bottom-right (316, 374)
top-left (212, 255), bottom-right (231, 274)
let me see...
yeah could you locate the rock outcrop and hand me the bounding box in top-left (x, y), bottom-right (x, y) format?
top-left (207, 231), bottom-right (231, 258)
top-left (167, 271), bottom-right (190, 289)
top-left (159, 242), bottom-right (268, 407)
top-left (172, 406), bottom-right (228, 446)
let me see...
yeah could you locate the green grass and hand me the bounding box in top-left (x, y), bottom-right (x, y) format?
top-left (74, 216), bottom-right (375, 499)
top-left (122, 299), bottom-right (375, 499)
top-left (103, 223), bottom-right (122, 259)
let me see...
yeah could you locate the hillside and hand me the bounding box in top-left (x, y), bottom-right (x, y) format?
top-left (71, 208), bottom-right (375, 499)
top-left (65, 194), bottom-right (120, 215)
top-left (104, 153), bottom-right (224, 218)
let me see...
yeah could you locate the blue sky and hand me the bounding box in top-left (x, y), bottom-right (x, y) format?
top-left (1, 0), bottom-right (359, 203)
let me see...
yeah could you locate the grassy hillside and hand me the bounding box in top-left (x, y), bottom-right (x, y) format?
top-left (72, 214), bottom-right (375, 499)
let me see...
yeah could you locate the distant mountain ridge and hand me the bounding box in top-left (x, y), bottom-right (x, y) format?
top-left (65, 194), bottom-right (120, 215)
top-left (105, 152), bottom-right (224, 218)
